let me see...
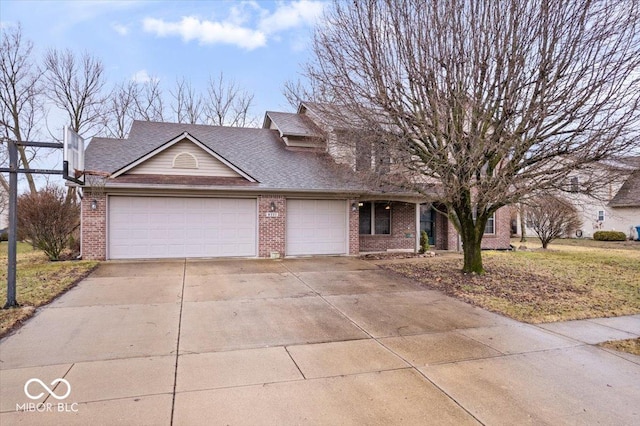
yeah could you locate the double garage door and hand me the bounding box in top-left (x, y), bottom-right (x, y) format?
top-left (108, 197), bottom-right (347, 259)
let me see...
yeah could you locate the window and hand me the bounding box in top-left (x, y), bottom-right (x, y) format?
top-left (359, 202), bottom-right (371, 234)
top-left (484, 213), bottom-right (495, 235)
top-left (359, 202), bottom-right (391, 235)
top-left (597, 210), bottom-right (605, 221)
top-left (473, 209), bottom-right (496, 235)
top-left (356, 139), bottom-right (372, 172)
top-left (570, 177), bottom-right (579, 192)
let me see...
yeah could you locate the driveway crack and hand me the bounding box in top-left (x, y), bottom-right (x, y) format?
top-left (169, 258), bottom-right (186, 426)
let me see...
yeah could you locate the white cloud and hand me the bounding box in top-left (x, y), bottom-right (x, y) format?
top-left (258, 0), bottom-right (325, 34)
top-left (142, 16), bottom-right (266, 50)
top-left (141, 1), bottom-right (324, 51)
top-left (111, 23), bottom-right (129, 36)
top-left (131, 69), bottom-right (152, 83)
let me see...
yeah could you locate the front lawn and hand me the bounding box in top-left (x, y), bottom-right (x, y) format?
top-left (383, 239), bottom-right (640, 323)
top-left (0, 242), bottom-right (98, 337)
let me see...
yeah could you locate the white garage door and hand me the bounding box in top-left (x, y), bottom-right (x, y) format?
top-left (286, 199), bottom-right (347, 256)
top-left (108, 196), bottom-right (256, 259)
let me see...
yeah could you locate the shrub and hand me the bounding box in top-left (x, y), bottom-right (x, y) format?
top-left (527, 195), bottom-right (582, 249)
top-left (593, 230), bottom-right (627, 241)
top-left (17, 185), bottom-right (80, 260)
top-left (419, 230), bottom-right (430, 253)
top-left (0, 230), bottom-right (7, 241)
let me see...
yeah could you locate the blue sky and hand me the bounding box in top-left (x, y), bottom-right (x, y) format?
top-left (1, 0), bottom-right (325, 122)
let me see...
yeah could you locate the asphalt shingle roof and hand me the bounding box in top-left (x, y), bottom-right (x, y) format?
top-left (264, 111), bottom-right (323, 138)
top-left (85, 121), bottom-right (363, 192)
top-left (609, 169), bottom-right (640, 207)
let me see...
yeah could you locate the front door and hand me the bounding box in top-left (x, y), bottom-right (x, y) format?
top-left (419, 204), bottom-right (436, 246)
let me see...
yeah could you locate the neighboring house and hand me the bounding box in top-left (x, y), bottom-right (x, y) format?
top-left (80, 103), bottom-right (511, 260)
top-left (0, 185), bottom-right (8, 230)
top-left (518, 157), bottom-right (640, 240)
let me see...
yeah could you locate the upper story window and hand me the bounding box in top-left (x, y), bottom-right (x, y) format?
top-left (173, 152), bottom-right (198, 169)
top-left (570, 177), bottom-right (579, 192)
top-left (597, 210), bottom-right (605, 221)
top-left (359, 202), bottom-right (391, 235)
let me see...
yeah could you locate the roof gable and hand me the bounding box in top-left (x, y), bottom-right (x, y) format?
top-left (609, 169), bottom-right (640, 207)
top-left (111, 132), bottom-right (256, 182)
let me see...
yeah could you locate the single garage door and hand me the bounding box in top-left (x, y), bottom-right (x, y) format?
top-left (109, 196), bottom-right (256, 259)
top-left (286, 199), bottom-right (347, 256)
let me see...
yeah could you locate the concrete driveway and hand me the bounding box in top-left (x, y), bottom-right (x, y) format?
top-left (1, 257), bottom-right (639, 425)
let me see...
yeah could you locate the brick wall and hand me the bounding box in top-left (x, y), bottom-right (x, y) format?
top-left (479, 206), bottom-right (512, 249)
top-left (81, 193), bottom-right (107, 260)
top-left (360, 202), bottom-right (416, 252)
top-left (348, 199), bottom-right (359, 255)
top-left (434, 210), bottom-right (450, 250)
top-left (440, 205), bottom-right (512, 251)
top-left (258, 195), bottom-right (286, 258)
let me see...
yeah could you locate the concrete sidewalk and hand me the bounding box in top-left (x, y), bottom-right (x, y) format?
top-left (0, 257), bottom-right (638, 425)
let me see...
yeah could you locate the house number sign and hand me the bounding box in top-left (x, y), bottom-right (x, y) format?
top-left (266, 212), bottom-right (279, 217)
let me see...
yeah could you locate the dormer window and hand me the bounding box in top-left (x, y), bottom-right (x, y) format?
top-left (173, 152), bottom-right (198, 169)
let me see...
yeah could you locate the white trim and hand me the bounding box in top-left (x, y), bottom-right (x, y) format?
top-left (110, 132), bottom-right (256, 182)
top-left (415, 203), bottom-right (420, 253)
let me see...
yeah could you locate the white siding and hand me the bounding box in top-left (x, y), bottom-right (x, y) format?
top-left (128, 140), bottom-right (241, 177)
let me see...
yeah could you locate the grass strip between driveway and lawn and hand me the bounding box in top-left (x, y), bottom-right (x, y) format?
top-left (599, 338), bottom-right (640, 356)
top-left (0, 242), bottom-right (98, 337)
top-left (382, 239), bottom-right (640, 324)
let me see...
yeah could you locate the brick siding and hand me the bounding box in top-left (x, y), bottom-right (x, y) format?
top-left (258, 195), bottom-right (286, 258)
top-left (348, 199), bottom-right (359, 254)
top-left (360, 202), bottom-right (416, 252)
top-left (81, 193), bottom-right (107, 260)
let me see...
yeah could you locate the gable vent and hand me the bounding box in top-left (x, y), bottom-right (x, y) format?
top-left (173, 152), bottom-right (198, 169)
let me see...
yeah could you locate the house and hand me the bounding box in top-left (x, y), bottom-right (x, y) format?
top-left (80, 103), bottom-right (511, 260)
top-left (517, 157), bottom-right (640, 240)
top-left (0, 184), bottom-right (8, 231)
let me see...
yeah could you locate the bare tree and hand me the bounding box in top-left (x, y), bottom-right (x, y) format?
top-left (527, 195), bottom-right (582, 249)
top-left (130, 77), bottom-right (165, 122)
top-left (103, 80), bottom-right (138, 138)
top-left (43, 48), bottom-right (106, 136)
top-left (170, 77), bottom-right (203, 124)
top-left (305, 0), bottom-right (640, 273)
top-left (204, 73), bottom-right (256, 127)
top-left (0, 25), bottom-right (44, 193)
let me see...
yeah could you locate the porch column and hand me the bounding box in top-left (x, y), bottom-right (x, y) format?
top-left (415, 202), bottom-right (420, 253)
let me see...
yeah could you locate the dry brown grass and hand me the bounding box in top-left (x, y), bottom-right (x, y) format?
top-left (0, 243), bottom-right (98, 337)
top-left (382, 240), bottom-right (640, 323)
top-left (599, 338), bottom-right (640, 356)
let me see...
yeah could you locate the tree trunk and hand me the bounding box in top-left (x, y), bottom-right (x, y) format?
top-left (18, 145), bottom-right (37, 194)
top-left (519, 205), bottom-right (527, 243)
top-left (462, 239), bottom-right (484, 274)
top-left (455, 209), bottom-right (485, 274)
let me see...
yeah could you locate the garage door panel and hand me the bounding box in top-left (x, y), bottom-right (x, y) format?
top-left (108, 196), bottom-right (256, 259)
top-left (286, 199), bottom-right (347, 256)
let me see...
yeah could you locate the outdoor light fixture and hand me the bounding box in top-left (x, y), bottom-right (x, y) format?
top-left (91, 199), bottom-right (98, 210)
top-left (351, 202), bottom-right (358, 211)
top-left (269, 201), bottom-right (277, 212)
